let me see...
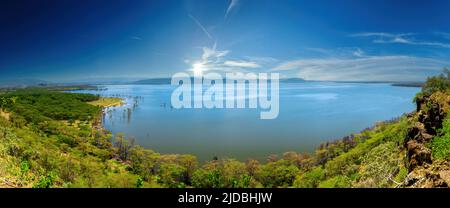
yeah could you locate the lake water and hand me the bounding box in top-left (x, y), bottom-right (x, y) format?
top-left (73, 82), bottom-right (420, 161)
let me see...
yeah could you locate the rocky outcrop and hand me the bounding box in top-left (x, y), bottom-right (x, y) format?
top-left (403, 92), bottom-right (450, 187)
top-left (417, 93), bottom-right (449, 134)
top-left (404, 122), bottom-right (433, 170)
top-left (404, 161), bottom-right (450, 188)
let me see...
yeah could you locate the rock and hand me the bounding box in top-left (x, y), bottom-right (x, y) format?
top-left (404, 161), bottom-right (450, 188)
top-left (406, 140), bottom-right (432, 171)
top-left (403, 91), bottom-right (450, 187)
top-left (415, 92), bottom-right (450, 134)
top-left (405, 122), bottom-right (433, 143)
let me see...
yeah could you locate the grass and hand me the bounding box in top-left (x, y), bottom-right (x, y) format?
top-left (87, 97), bottom-right (123, 108)
top-left (0, 109), bottom-right (10, 120)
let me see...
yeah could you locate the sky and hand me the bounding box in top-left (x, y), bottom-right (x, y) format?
top-left (1, 0), bottom-right (450, 82)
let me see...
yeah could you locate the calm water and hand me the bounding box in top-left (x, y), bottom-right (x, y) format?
top-left (74, 82), bottom-right (419, 161)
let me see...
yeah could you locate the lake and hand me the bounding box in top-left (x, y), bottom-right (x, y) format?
top-left (73, 82), bottom-right (420, 161)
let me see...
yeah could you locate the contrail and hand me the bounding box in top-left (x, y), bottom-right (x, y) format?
top-left (225, 0), bottom-right (238, 19)
top-left (189, 14), bottom-right (214, 41)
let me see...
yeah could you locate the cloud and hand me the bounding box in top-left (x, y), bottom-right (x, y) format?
top-left (352, 32), bottom-right (450, 48)
top-left (351, 32), bottom-right (414, 38)
top-left (352, 48), bottom-right (365, 57)
top-left (244, 56), bottom-right (279, 64)
top-left (131, 36), bottom-right (142, 40)
top-left (187, 43), bottom-right (269, 74)
top-left (225, 0), bottom-right (239, 19)
top-left (434, 32), bottom-right (450, 40)
top-left (201, 43), bottom-right (230, 63)
top-left (307, 47), bottom-right (366, 58)
top-left (273, 55), bottom-right (450, 81)
top-left (224, 60), bottom-right (261, 68)
top-left (189, 14), bottom-right (214, 40)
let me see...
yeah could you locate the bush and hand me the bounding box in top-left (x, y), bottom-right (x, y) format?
top-left (353, 142), bottom-right (403, 187)
top-left (293, 167), bottom-right (325, 188)
top-left (258, 160), bottom-right (299, 187)
top-left (415, 68), bottom-right (450, 100)
top-left (431, 115), bottom-right (450, 160)
top-left (33, 172), bottom-right (56, 188)
top-left (318, 176), bottom-right (351, 188)
top-left (191, 159), bottom-right (248, 188)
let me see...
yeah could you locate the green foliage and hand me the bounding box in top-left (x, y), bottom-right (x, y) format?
top-left (33, 172), bottom-right (56, 188)
top-left (114, 133), bottom-right (132, 160)
top-left (394, 167), bottom-right (408, 184)
top-left (432, 136), bottom-right (450, 160)
top-left (20, 160), bottom-right (30, 174)
top-left (415, 68), bottom-right (450, 101)
top-left (293, 118), bottom-right (410, 188)
top-left (257, 159), bottom-right (299, 188)
top-left (432, 116), bottom-right (450, 160)
top-left (0, 89), bottom-right (100, 124)
top-left (192, 168), bottom-right (225, 188)
top-left (57, 134), bottom-right (79, 147)
top-left (293, 167), bottom-right (325, 188)
top-left (191, 159), bottom-right (249, 188)
top-left (353, 142), bottom-right (404, 187)
top-left (318, 176), bottom-right (351, 188)
top-left (422, 75), bottom-right (450, 96)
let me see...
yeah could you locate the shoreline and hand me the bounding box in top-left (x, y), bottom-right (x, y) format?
top-left (91, 97), bottom-right (125, 134)
top-left (88, 97), bottom-right (124, 108)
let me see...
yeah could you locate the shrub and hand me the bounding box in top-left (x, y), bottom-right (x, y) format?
top-left (431, 115), bottom-right (450, 160)
top-left (258, 160), bottom-right (299, 187)
top-left (293, 167), bottom-right (325, 188)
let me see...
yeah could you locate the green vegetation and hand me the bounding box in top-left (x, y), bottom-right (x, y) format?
top-left (0, 90), bottom-right (195, 187)
top-left (415, 67), bottom-right (450, 101)
top-left (0, 88), bottom-right (100, 123)
top-left (87, 97), bottom-right (123, 108)
top-left (432, 115), bottom-right (450, 160)
top-left (0, 70), bottom-right (449, 188)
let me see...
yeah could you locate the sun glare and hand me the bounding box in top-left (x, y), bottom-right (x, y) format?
top-left (192, 63), bottom-right (204, 76)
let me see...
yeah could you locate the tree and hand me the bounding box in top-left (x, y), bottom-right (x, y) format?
top-left (419, 68), bottom-right (450, 97)
top-left (114, 133), bottom-right (132, 160)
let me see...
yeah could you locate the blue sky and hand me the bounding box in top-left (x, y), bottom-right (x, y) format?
top-left (1, 0), bottom-right (450, 82)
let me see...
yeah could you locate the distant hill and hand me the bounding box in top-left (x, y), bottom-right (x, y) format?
top-left (133, 78), bottom-right (172, 85)
top-left (325, 80), bottom-right (424, 87)
top-left (391, 82), bottom-right (424, 88)
top-left (0, 78), bottom-right (51, 88)
top-left (280, 78), bottom-right (306, 83)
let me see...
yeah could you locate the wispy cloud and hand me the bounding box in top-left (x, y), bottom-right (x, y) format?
top-left (224, 60), bottom-right (261, 68)
top-left (187, 43), bottom-right (266, 74)
top-left (307, 47), bottom-right (367, 58)
top-left (201, 43), bottom-right (229, 63)
top-left (273, 55), bottom-right (450, 81)
top-left (225, 0), bottom-right (239, 19)
top-left (351, 32), bottom-right (414, 38)
top-left (352, 32), bottom-right (450, 48)
top-left (186, 1), bottom-right (259, 74)
top-left (131, 36), bottom-right (142, 40)
top-left (189, 14), bottom-right (214, 41)
top-left (243, 56), bottom-right (278, 64)
top-left (352, 48), bottom-right (365, 57)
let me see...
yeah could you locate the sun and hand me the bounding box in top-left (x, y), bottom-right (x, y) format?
top-left (192, 63), bottom-right (204, 76)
